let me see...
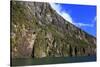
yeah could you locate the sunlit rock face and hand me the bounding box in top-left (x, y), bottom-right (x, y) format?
top-left (11, 1), bottom-right (96, 58)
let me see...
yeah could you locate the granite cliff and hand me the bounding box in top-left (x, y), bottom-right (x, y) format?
top-left (11, 1), bottom-right (96, 58)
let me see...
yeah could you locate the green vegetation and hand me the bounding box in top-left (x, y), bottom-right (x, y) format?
top-left (11, 1), bottom-right (96, 58)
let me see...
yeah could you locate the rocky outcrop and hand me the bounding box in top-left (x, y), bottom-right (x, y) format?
top-left (11, 1), bottom-right (96, 58)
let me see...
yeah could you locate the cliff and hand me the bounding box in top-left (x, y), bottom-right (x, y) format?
top-left (11, 1), bottom-right (96, 58)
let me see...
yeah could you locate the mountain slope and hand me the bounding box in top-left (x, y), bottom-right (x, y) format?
top-left (11, 1), bottom-right (96, 58)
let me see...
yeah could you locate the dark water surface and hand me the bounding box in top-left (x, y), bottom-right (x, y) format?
top-left (11, 56), bottom-right (96, 66)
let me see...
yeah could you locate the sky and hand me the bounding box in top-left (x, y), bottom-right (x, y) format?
top-left (50, 3), bottom-right (96, 37)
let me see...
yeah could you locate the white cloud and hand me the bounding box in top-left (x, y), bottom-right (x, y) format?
top-left (50, 3), bottom-right (73, 23)
top-left (93, 16), bottom-right (97, 23)
top-left (50, 3), bottom-right (95, 27)
top-left (73, 22), bottom-right (94, 27)
top-left (50, 3), bottom-right (62, 12)
top-left (60, 11), bottom-right (73, 23)
top-left (74, 16), bottom-right (96, 27)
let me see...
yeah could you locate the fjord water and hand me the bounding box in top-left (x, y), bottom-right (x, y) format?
top-left (11, 56), bottom-right (96, 66)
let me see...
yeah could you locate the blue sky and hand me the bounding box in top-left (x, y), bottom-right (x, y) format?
top-left (50, 3), bottom-right (96, 37)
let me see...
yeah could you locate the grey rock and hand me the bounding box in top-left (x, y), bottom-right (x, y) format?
top-left (11, 1), bottom-right (96, 58)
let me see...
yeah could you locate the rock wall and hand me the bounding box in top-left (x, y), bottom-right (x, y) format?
top-left (11, 1), bottom-right (96, 58)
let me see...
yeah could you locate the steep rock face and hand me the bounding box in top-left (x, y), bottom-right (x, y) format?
top-left (11, 1), bottom-right (96, 58)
